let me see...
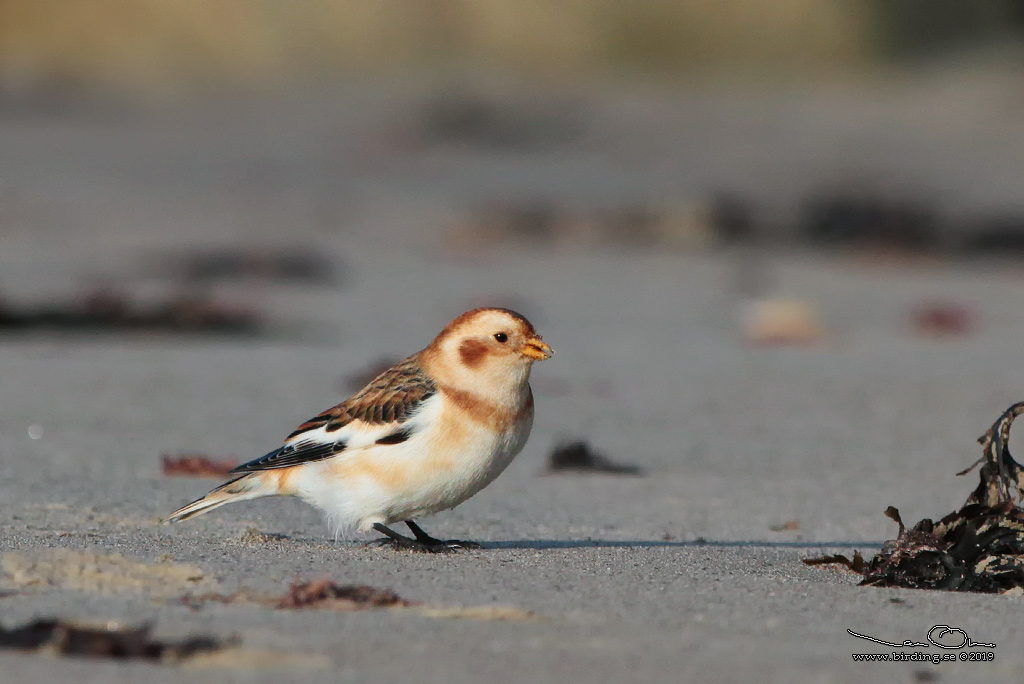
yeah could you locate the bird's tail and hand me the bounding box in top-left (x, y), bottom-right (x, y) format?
top-left (165, 474), bottom-right (273, 523)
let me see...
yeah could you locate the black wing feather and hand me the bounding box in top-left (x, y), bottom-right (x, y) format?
top-left (375, 427), bottom-right (413, 445)
top-left (230, 439), bottom-right (346, 473)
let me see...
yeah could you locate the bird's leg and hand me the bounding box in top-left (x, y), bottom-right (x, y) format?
top-left (405, 520), bottom-right (481, 550)
top-left (404, 520), bottom-right (443, 544)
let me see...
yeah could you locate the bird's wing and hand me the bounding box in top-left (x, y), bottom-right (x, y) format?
top-left (230, 356), bottom-right (436, 473)
top-left (231, 439), bottom-right (347, 472)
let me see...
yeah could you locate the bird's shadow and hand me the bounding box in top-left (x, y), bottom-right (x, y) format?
top-left (235, 530), bottom-right (882, 551)
top-left (481, 539), bottom-right (883, 551)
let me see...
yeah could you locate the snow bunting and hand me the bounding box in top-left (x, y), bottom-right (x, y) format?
top-left (167, 307), bottom-right (552, 552)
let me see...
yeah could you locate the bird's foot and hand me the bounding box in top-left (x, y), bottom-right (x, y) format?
top-left (370, 523), bottom-right (481, 553)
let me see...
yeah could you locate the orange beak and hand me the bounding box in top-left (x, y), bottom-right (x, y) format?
top-left (521, 336), bottom-right (553, 361)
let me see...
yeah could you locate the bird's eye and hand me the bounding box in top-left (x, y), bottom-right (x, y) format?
top-left (494, 332), bottom-right (508, 343)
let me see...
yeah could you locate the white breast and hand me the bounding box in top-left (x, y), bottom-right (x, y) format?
top-left (288, 390), bottom-right (534, 535)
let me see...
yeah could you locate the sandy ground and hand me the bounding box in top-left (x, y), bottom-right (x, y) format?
top-left (3, 74), bottom-right (1024, 682)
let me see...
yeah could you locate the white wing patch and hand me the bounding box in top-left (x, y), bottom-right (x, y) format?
top-left (228, 393), bottom-right (443, 474)
top-left (287, 393), bottom-right (441, 453)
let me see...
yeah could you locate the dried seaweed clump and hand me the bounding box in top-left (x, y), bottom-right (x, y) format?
top-left (0, 620), bottom-right (227, 661)
top-left (862, 402), bottom-right (1024, 593)
top-left (0, 289), bottom-right (263, 336)
top-left (546, 440), bottom-right (643, 476)
top-left (182, 579), bottom-right (413, 612)
top-left (277, 579), bottom-right (412, 610)
top-left (161, 454), bottom-right (238, 477)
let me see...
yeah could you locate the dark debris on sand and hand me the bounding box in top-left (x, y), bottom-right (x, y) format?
top-left (808, 402), bottom-right (1024, 593)
top-left (182, 578), bottom-right (413, 612)
top-left (910, 301), bottom-right (978, 338)
top-left (546, 440), bottom-right (643, 476)
top-left (0, 288), bottom-right (264, 336)
top-left (802, 551), bottom-right (865, 574)
top-left (278, 579), bottom-right (413, 610)
top-left (0, 619), bottom-right (229, 662)
top-left (800, 192), bottom-right (937, 252)
top-left (161, 454), bottom-right (238, 478)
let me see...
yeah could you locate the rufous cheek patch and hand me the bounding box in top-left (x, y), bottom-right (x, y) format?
top-left (458, 338), bottom-right (490, 368)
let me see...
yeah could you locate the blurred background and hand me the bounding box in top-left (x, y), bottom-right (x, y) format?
top-left (5, 0), bottom-right (1024, 255)
top-left (5, 0), bottom-right (1024, 489)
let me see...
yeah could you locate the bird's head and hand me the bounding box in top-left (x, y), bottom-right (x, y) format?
top-left (425, 307), bottom-right (552, 397)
